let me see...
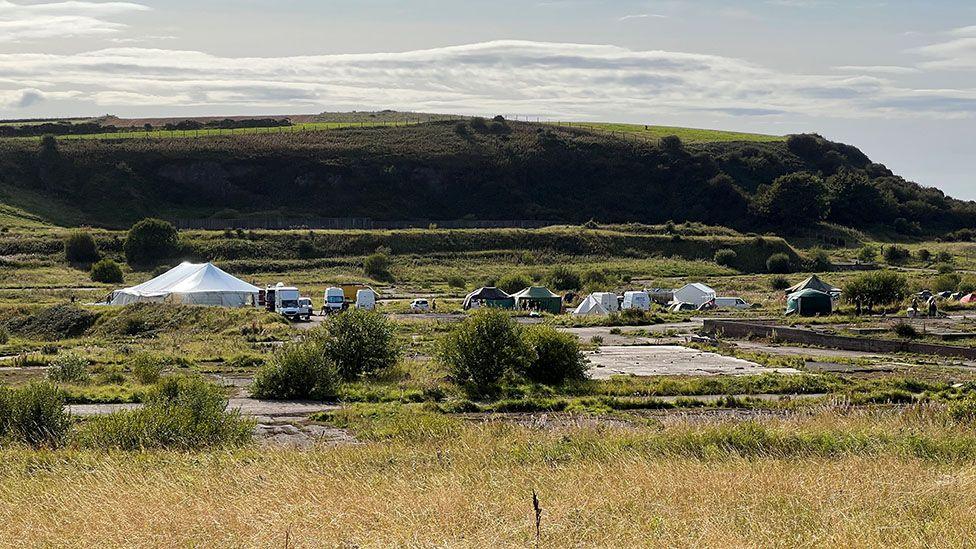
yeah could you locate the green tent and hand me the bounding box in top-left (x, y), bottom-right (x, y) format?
top-left (512, 286), bottom-right (563, 315)
top-left (786, 289), bottom-right (833, 316)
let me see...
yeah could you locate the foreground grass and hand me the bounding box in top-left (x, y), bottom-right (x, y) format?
top-left (1, 411), bottom-right (976, 546)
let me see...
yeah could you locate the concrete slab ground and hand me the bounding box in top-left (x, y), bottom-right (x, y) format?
top-left (586, 345), bottom-right (800, 378)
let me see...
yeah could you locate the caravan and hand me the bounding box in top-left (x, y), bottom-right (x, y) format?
top-left (621, 291), bottom-right (651, 311)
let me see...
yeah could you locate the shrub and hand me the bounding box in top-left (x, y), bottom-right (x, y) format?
top-left (47, 354), bottom-right (90, 384)
top-left (363, 251), bottom-right (393, 281)
top-left (78, 376), bottom-right (253, 450)
top-left (3, 304), bottom-right (96, 340)
top-left (935, 263), bottom-right (955, 275)
top-left (64, 230), bottom-right (99, 263)
top-left (916, 248), bottom-right (932, 262)
top-left (883, 245), bottom-right (910, 264)
top-left (437, 308), bottom-right (533, 397)
top-left (320, 309), bottom-right (401, 381)
top-left (124, 218), bottom-right (179, 267)
top-left (0, 326), bottom-right (8, 345)
top-left (769, 276), bottom-right (791, 291)
top-left (935, 251), bottom-right (954, 264)
top-left (660, 135), bottom-right (683, 152)
top-left (958, 275), bottom-right (976, 295)
top-left (933, 273), bottom-right (961, 293)
top-left (89, 258), bottom-right (124, 283)
top-left (714, 249), bottom-right (737, 268)
top-left (844, 271), bottom-right (909, 308)
top-left (857, 246), bottom-right (877, 263)
top-left (521, 325), bottom-right (588, 385)
top-left (447, 275), bottom-right (466, 289)
top-left (807, 248), bottom-right (832, 272)
top-left (894, 322), bottom-right (919, 339)
top-left (580, 269), bottom-right (610, 289)
top-left (546, 266), bottom-right (580, 291)
top-left (130, 352), bottom-right (165, 384)
top-left (766, 253), bottom-right (792, 274)
top-left (893, 217), bottom-right (920, 235)
top-left (251, 338), bottom-right (340, 400)
top-left (0, 382), bottom-right (70, 447)
top-left (497, 273), bottom-right (531, 295)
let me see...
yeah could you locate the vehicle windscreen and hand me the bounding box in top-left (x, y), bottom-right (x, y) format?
top-left (328, 296), bottom-right (344, 303)
top-left (281, 300), bottom-right (299, 308)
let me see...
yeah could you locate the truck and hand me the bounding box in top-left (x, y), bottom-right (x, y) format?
top-left (264, 284), bottom-right (311, 321)
top-left (322, 287), bottom-right (346, 315)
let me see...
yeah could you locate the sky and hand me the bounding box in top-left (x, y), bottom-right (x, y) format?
top-left (1, 0), bottom-right (975, 199)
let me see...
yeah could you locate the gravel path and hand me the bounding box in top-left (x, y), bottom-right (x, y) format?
top-left (586, 345), bottom-right (800, 378)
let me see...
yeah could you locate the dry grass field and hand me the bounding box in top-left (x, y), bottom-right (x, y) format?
top-left (2, 409), bottom-right (976, 548)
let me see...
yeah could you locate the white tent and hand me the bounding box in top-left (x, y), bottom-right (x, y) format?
top-left (673, 283), bottom-right (716, 307)
top-left (591, 292), bottom-right (620, 313)
top-left (573, 294), bottom-right (610, 316)
top-left (108, 262), bottom-right (260, 307)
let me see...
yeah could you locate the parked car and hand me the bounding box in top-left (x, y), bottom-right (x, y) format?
top-left (410, 299), bottom-right (430, 313)
top-left (714, 297), bottom-right (751, 309)
top-left (298, 297), bottom-right (314, 319)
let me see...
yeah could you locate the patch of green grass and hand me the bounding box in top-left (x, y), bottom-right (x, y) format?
top-left (571, 122), bottom-right (785, 143)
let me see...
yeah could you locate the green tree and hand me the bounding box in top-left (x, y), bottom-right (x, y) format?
top-left (64, 230), bottom-right (99, 263)
top-left (545, 266), bottom-right (580, 291)
top-left (497, 273), bottom-right (531, 295)
top-left (714, 249), bottom-right (737, 268)
top-left (124, 218), bottom-right (179, 268)
top-left (826, 170), bottom-right (894, 225)
top-left (436, 309), bottom-right (532, 397)
top-left (89, 258), bottom-right (124, 283)
top-left (363, 250), bottom-right (393, 281)
top-left (319, 309), bottom-right (401, 381)
top-left (766, 253), bottom-right (793, 274)
top-left (752, 172), bottom-right (829, 227)
top-left (520, 325), bottom-right (588, 385)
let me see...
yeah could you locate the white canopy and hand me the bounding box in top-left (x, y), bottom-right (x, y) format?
top-left (591, 292), bottom-right (620, 313)
top-left (109, 262), bottom-right (260, 307)
top-left (573, 295), bottom-right (609, 316)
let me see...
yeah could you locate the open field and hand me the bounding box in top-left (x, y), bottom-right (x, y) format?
top-left (3, 409), bottom-right (976, 546)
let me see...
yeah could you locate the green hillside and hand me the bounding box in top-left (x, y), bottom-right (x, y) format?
top-left (0, 117), bottom-right (968, 234)
top-left (572, 123), bottom-right (785, 143)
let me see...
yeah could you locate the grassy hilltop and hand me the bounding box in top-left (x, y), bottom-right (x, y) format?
top-left (0, 115), bottom-right (969, 235)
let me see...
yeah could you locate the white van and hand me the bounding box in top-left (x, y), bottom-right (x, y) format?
top-left (621, 291), bottom-right (651, 311)
top-left (714, 297), bottom-right (751, 309)
top-left (356, 289), bottom-right (376, 310)
top-left (323, 287), bottom-right (346, 314)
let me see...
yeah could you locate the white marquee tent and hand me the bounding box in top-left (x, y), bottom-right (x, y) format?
top-left (108, 262), bottom-right (260, 307)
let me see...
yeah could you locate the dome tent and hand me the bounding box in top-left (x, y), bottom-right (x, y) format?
top-left (108, 262), bottom-right (260, 307)
top-left (462, 287), bottom-right (515, 310)
top-left (785, 275), bottom-right (838, 296)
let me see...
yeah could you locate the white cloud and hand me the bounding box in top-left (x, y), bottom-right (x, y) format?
top-left (618, 14), bottom-right (667, 22)
top-left (0, 40), bottom-right (974, 119)
top-left (0, 0), bottom-right (149, 42)
top-left (910, 24), bottom-right (976, 70)
top-left (833, 65), bottom-right (920, 75)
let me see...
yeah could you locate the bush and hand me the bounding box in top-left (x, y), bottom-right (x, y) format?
top-left (933, 273), bottom-right (961, 293)
top-left (0, 326), bottom-right (8, 345)
top-left (0, 382), bottom-right (70, 447)
top-left (769, 276), bottom-right (791, 291)
top-left (766, 253), bottom-right (792, 274)
top-left (521, 325), bottom-right (588, 385)
top-left (546, 266), bottom-right (580, 291)
top-left (958, 275), bottom-right (976, 295)
top-left (857, 246), bottom-right (878, 263)
top-left (935, 251), bottom-right (954, 264)
top-left (447, 275), bottom-right (466, 289)
top-left (4, 304), bottom-right (96, 340)
top-left (64, 230), bottom-right (99, 263)
top-left (78, 376), bottom-right (253, 450)
top-left (251, 338), bottom-right (340, 400)
top-left (893, 322), bottom-right (919, 339)
top-left (660, 135), bottom-right (683, 152)
top-left (320, 309), bottom-right (401, 381)
top-left (363, 251), bottom-right (393, 281)
top-left (437, 308), bottom-right (532, 397)
top-left (883, 245), bottom-right (910, 264)
top-left (580, 269), bottom-right (610, 289)
top-left (89, 258), bottom-right (124, 283)
top-left (916, 248), bottom-right (932, 262)
top-left (130, 352), bottom-right (165, 384)
top-left (714, 249), bottom-right (737, 268)
top-left (497, 273), bottom-right (531, 295)
top-left (844, 271), bottom-right (909, 308)
top-left (807, 248), bottom-right (832, 272)
top-left (936, 263), bottom-right (955, 275)
top-left (124, 218), bottom-right (179, 267)
top-left (47, 354), bottom-right (90, 384)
